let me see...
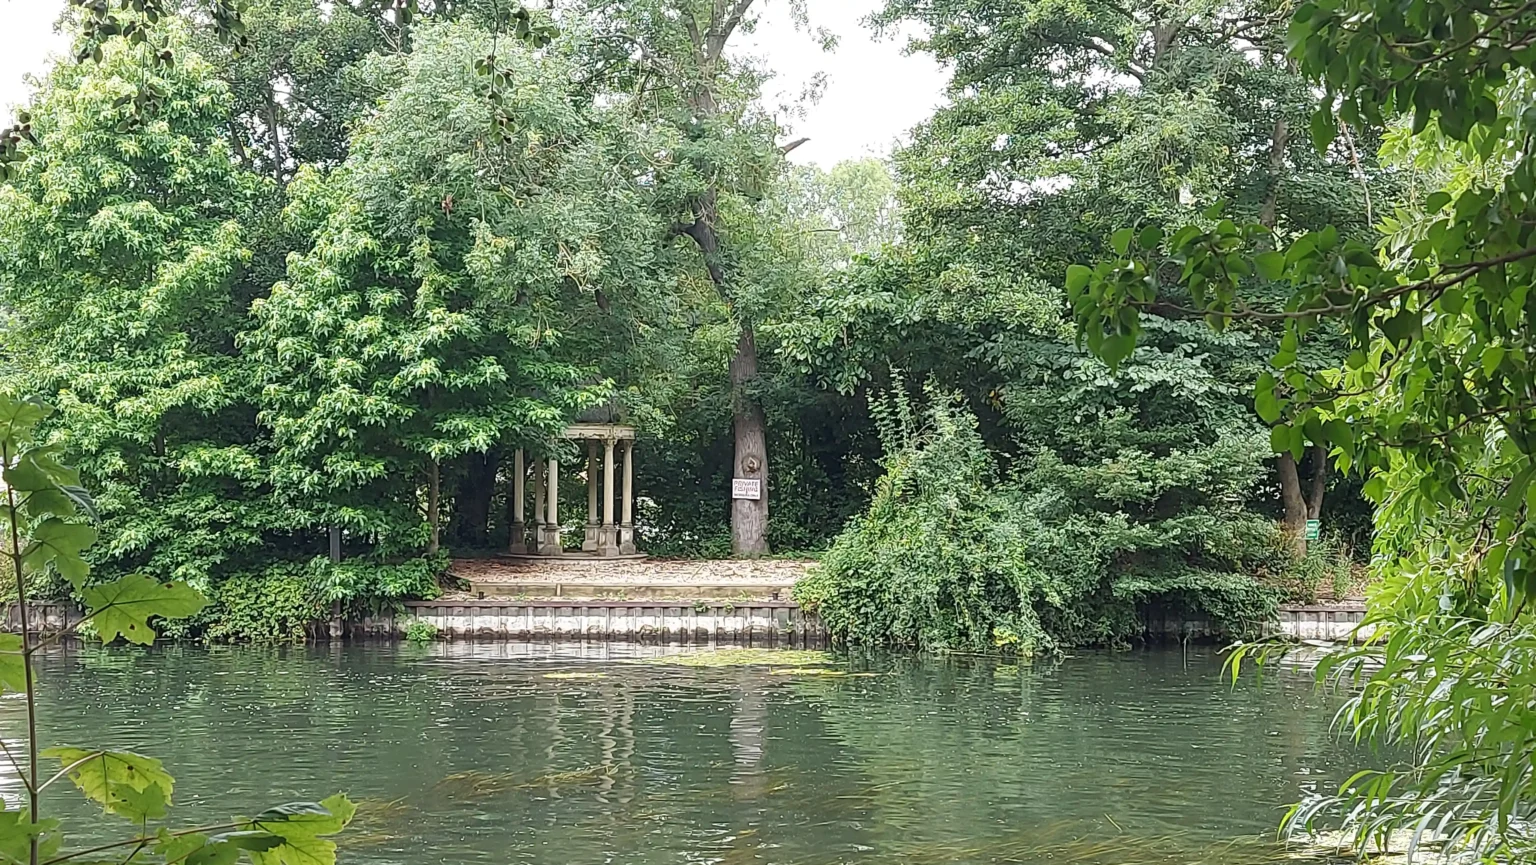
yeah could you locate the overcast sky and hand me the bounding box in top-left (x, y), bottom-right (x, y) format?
top-left (0, 0), bottom-right (947, 168)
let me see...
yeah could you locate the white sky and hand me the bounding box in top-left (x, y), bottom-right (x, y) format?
top-left (0, 0), bottom-right (947, 168)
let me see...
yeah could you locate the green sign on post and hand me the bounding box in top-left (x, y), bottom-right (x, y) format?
top-left (1305, 519), bottom-right (1321, 541)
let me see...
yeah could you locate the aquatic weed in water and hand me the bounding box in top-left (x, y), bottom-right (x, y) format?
top-left (634, 649), bottom-right (834, 668)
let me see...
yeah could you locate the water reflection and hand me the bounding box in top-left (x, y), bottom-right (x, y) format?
top-left (1, 642), bottom-right (1356, 864)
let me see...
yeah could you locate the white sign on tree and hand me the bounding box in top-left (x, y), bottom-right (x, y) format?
top-left (731, 478), bottom-right (762, 500)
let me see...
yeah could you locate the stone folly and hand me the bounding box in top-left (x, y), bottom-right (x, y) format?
top-left (508, 423), bottom-right (639, 558)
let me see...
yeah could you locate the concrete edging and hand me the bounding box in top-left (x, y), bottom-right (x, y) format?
top-left (1275, 602), bottom-right (1371, 641)
top-left (373, 599), bottom-right (826, 644)
top-left (0, 600), bottom-right (1370, 645)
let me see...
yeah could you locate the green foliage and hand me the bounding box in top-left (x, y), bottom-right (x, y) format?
top-left (796, 390), bottom-right (1281, 655)
top-left (1275, 533), bottom-right (1357, 603)
top-left (184, 556), bottom-right (444, 643)
top-left (196, 567), bottom-right (325, 644)
top-left (243, 21), bottom-right (649, 550)
top-left (82, 575), bottom-right (208, 645)
top-left (777, 0), bottom-right (1380, 580)
top-left (0, 8), bottom-right (666, 622)
top-left (0, 0), bottom-right (1394, 648)
top-left (783, 158), bottom-right (901, 268)
top-left (0, 393), bottom-right (355, 865)
top-left (0, 396), bottom-right (202, 647)
top-left (0, 18), bottom-right (293, 596)
top-left (403, 618), bottom-right (439, 643)
top-left (43, 748), bottom-right (176, 821)
top-left (1076, 0), bottom-right (1536, 855)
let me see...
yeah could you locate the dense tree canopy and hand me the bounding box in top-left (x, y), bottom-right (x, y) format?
top-left (244, 22), bottom-right (660, 554)
top-left (0, 22), bottom-right (274, 588)
top-left (0, 0), bottom-right (1403, 654)
top-left (5, 0), bottom-right (1536, 860)
top-left (787, 0), bottom-right (1386, 651)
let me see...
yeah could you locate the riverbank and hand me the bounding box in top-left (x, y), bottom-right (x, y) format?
top-left (4, 591), bottom-right (1367, 645)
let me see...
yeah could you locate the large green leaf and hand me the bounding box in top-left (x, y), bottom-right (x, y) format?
top-left (159, 829), bottom-right (272, 865)
top-left (0, 808), bottom-right (59, 865)
top-left (0, 397), bottom-right (48, 452)
top-left (156, 830), bottom-right (222, 865)
top-left (1254, 250), bottom-right (1286, 281)
top-left (20, 519), bottom-right (96, 588)
top-left (41, 748), bottom-right (175, 821)
top-left (1254, 373), bottom-right (1282, 424)
top-left (0, 635), bottom-right (26, 695)
top-left (254, 796), bottom-right (356, 837)
top-left (21, 484), bottom-right (96, 522)
top-left (81, 576), bottom-right (207, 645)
top-left (245, 795), bottom-right (357, 865)
top-left (111, 781), bottom-right (169, 820)
top-left (157, 829), bottom-right (250, 860)
top-left (2, 445), bottom-right (79, 492)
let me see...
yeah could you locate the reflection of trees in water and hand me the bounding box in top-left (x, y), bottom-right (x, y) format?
top-left (800, 651), bottom-right (1353, 862)
top-left (13, 645), bottom-right (1358, 865)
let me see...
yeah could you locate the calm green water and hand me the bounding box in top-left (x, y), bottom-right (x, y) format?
top-left (6, 643), bottom-right (1358, 864)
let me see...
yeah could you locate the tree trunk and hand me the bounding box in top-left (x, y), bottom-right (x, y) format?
top-left (263, 89), bottom-right (283, 182)
top-left (1306, 443), bottom-right (1328, 520)
top-left (1277, 451), bottom-right (1308, 557)
top-left (672, 0), bottom-right (770, 558)
top-left (450, 449), bottom-right (500, 548)
top-left (227, 121), bottom-right (251, 169)
top-left (679, 180), bottom-right (771, 557)
top-left (730, 326), bottom-right (770, 557)
top-left (1263, 114), bottom-right (1310, 558)
top-left (426, 458), bottom-right (441, 556)
top-left (1259, 116), bottom-right (1288, 230)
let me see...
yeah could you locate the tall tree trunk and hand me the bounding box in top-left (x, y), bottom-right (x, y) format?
top-left (450, 449), bottom-right (500, 548)
top-left (682, 195), bottom-right (771, 557)
top-left (263, 89), bottom-right (283, 182)
top-left (427, 458), bottom-right (441, 556)
top-left (1277, 451), bottom-right (1308, 558)
top-left (730, 326), bottom-right (769, 557)
top-left (1307, 443), bottom-right (1328, 520)
top-left (1259, 116), bottom-right (1288, 229)
top-left (676, 0), bottom-right (772, 557)
top-left (1262, 113), bottom-right (1314, 558)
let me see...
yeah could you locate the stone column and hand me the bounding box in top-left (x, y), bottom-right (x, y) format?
top-left (532, 456), bottom-right (546, 553)
top-left (539, 455), bottom-right (562, 556)
top-left (540, 454), bottom-right (565, 556)
top-left (598, 437), bottom-right (619, 556)
top-left (620, 439), bottom-right (636, 555)
top-left (509, 448), bottom-right (526, 554)
top-left (583, 440), bottom-right (600, 552)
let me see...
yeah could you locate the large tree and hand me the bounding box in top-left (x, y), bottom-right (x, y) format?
top-left (243, 20), bottom-right (666, 554)
top-left (577, 0), bottom-right (815, 556)
top-left (870, 0), bottom-right (1385, 552)
top-left (1074, 0), bottom-right (1536, 854)
top-left (0, 21), bottom-right (279, 586)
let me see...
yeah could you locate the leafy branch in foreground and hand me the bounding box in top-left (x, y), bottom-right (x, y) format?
top-left (0, 393), bottom-right (354, 865)
top-left (1072, 0), bottom-right (1536, 857)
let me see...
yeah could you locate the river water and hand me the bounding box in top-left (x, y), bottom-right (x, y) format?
top-left (5, 643), bottom-right (1359, 864)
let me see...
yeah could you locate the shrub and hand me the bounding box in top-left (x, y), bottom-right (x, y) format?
top-left (1275, 533), bottom-right (1359, 603)
top-left (795, 392), bottom-right (1282, 654)
top-left (403, 618), bottom-right (440, 643)
top-left (200, 566), bottom-right (329, 643)
top-left (154, 554), bottom-right (447, 642)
